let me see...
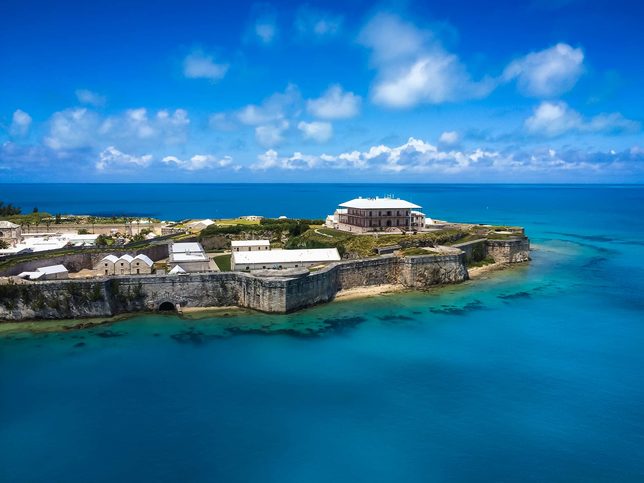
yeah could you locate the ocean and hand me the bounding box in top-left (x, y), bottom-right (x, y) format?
top-left (1, 184), bottom-right (643, 482)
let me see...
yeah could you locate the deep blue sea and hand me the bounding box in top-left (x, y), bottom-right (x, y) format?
top-left (1, 184), bottom-right (643, 482)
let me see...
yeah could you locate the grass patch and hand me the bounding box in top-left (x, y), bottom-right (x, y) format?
top-left (214, 218), bottom-right (261, 226)
top-left (468, 257), bottom-right (496, 268)
top-left (400, 248), bottom-right (429, 256)
top-left (287, 228), bottom-right (469, 258)
top-left (213, 254), bottom-right (231, 271)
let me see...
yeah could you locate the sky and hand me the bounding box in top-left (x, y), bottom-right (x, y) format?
top-left (0, 0), bottom-right (643, 183)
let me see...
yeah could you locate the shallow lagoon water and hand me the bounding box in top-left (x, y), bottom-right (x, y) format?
top-left (1, 185), bottom-right (643, 482)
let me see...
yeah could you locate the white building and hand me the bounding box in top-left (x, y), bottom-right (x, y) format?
top-left (131, 254), bottom-right (154, 274)
top-left (0, 221), bottom-right (22, 247)
top-left (411, 211), bottom-right (427, 230)
top-left (334, 197), bottom-right (422, 232)
top-left (231, 240), bottom-right (271, 252)
top-left (169, 242), bottom-right (210, 273)
top-left (232, 248), bottom-right (340, 271)
top-left (96, 254), bottom-right (153, 275)
top-left (66, 233), bottom-right (100, 246)
top-left (18, 264), bottom-right (69, 281)
top-left (188, 219), bottom-right (215, 232)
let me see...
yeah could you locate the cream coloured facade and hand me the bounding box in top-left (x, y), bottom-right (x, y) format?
top-left (96, 254), bottom-right (154, 275)
top-left (0, 221), bottom-right (21, 247)
top-left (335, 197), bottom-right (422, 232)
top-left (231, 240), bottom-right (270, 252)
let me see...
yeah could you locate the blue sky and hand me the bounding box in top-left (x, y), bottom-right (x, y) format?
top-left (1, 0), bottom-right (643, 182)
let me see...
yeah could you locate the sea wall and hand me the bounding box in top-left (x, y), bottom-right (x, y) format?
top-left (486, 238), bottom-right (530, 263)
top-left (0, 237), bottom-right (528, 321)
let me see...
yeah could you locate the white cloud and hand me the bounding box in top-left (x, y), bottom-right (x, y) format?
top-left (96, 146), bottom-right (152, 171)
top-left (249, 137), bottom-right (643, 178)
top-left (183, 50), bottom-right (229, 81)
top-left (295, 6), bottom-right (342, 37)
top-left (503, 43), bottom-right (584, 97)
top-left (44, 107), bottom-right (190, 151)
top-left (297, 121), bottom-right (332, 142)
top-left (9, 109), bottom-right (32, 136)
top-left (439, 131), bottom-right (460, 145)
top-left (162, 154), bottom-right (234, 171)
top-left (359, 14), bottom-right (494, 108)
top-left (525, 101), bottom-right (640, 136)
top-left (255, 17), bottom-right (276, 43)
top-left (76, 89), bottom-right (106, 107)
top-left (252, 149), bottom-right (318, 170)
top-left (307, 85), bottom-right (361, 119)
top-left (45, 108), bottom-right (101, 149)
top-left (255, 120), bottom-right (289, 147)
top-left (236, 84), bottom-right (301, 125)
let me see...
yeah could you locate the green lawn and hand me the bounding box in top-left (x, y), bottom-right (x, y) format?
top-left (213, 254), bottom-right (232, 271)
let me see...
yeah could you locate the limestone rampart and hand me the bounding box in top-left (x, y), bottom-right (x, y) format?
top-left (0, 237), bottom-right (529, 321)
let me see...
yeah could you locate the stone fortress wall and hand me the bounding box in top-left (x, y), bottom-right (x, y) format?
top-left (0, 238), bottom-right (529, 321)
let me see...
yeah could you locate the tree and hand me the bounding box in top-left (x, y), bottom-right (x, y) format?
top-left (0, 239), bottom-right (9, 250)
top-left (95, 234), bottom-right (110, 247)
top-left (55, 213), bottom-right (62, 224)
top-left (32, 207), bottom-right (38, 213)
top-left (0, 201), bottom-right (21, 216)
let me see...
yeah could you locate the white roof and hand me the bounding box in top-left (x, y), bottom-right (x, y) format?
top-left (119, 254), bottom-right (134, 263)
top-left (233, 248), bottom-right (340, 265)
top-left (169, 265), bottom-right (186, 274)
top-left (101, 255), bottom-right (119, 263)
top-left (231, 239), bottom-right (270, 247)
top-left (339, 197), bottom-right (421, 210)
top-left (411, 211), bottom-right (426, 216)
top-left (0, 221), bottom-right (19, 228)
top-left (18, 271), bottom-right (44, 280)
top-left (133, 254), bottom-right (153, 266)
top-left (19, 264), bottom-right (68, 278)
top-left (172, 253), bottom-right (208, 262)
top-left (36, 264), bottom-right (68, 275)
top-left (189, 219), bottom-right (215, 227)
top-left (170, 242), bottom-right (204, 254)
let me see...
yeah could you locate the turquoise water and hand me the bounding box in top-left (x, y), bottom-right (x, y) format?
top-left (1, 185), bottom-right (644, 482)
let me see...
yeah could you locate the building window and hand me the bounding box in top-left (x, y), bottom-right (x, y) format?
top-left (136, 269), bottom-right (140, 274)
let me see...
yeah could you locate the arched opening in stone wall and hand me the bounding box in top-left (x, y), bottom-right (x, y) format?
top-left (158, 301), bottom-right (176, 311)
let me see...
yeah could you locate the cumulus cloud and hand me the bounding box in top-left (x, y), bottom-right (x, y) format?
top-left (503, 43), bottom-right (584, 97)
top-left (252, 149), bottom-right (318, 170)
top-left (359, 14), bottom-right (495, 108)
top-left (297, 121), bottom-right (332, 142)
top-left (44, 108), bottom-right (101, 150)
top-left (525, 101), bottom-right (640, 136)
top-left (236, 84), bottom-right (301, 125)
top-left (295, 6), bottom-right (342, 37)
top-left (76, 89), bottom-right (106, 107)
top-left (255, 120), bottom-right (289, 147)
top-left (183, 50), bottom-right (229, 81)
top-left (44, 107), bottom-right (190, 151)
top-left (9, 109), bottom-right (32, 136)
top-left (96, 146), bottom-right (152, 171)
top-left (249, 137), bottom-right (644, 179)
top-left (161, 154), bottom-right (234, 171)
top-left (439, 131), bottom-right (460, 146)
top-left (307, 85), bottom-right (361, 119)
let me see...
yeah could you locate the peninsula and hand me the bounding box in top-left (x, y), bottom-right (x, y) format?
top-left (0, 196), bottom-right (530, 321)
